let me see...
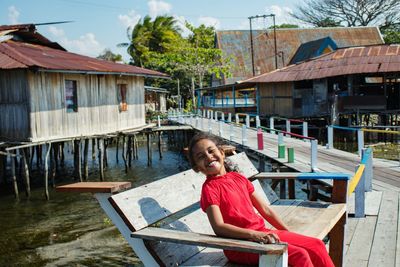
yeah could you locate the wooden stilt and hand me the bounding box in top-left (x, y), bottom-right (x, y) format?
top-left (92, 138), bottom-right (96, 160)
top-left (98, 138), bottom-right (104, 181)
top-left (54, 143), bottom-right (59, 171)
top-left (134, 134), bottom-right (139, 159)
top-left (0, 153), bottom-right (4, 185)
top-left (127, 136), bottom-right (132, 167)
top-left (147, 132), bottom-right (152, 166)
top-left (60, 142), bottom-right (65, 168)
top-left (73, 139), bottom-right (82, 182)
top-left (115, 136), bottom-right (119, 163)
top-left (44, 143), bottom-right (51, 200)
top-left (11, 155), bottom-right (19, 200)
top-left (29, 147), bottom-right (35, 171)
top-left (36, 145), bottom-right (41, 169)
top-left (21, 149), bottom-right (31, 197)
top-left (158, 131), bottom-right (163, 159)
top-left (50, 146), bottom-right (56, 187)
top-left (104, 139), bottom-right (109, 168)
top-left (83, 139), bottom-right (89, 180)
top-left (121, 136), bottom-right (128, 173)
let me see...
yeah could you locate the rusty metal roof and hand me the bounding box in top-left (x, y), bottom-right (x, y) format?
top-left (242, 44), bottom-right (400, 83)
top-left (0, 40), bottom-right (167, 78)
top-left (216, 26), bottom-right (384, 84)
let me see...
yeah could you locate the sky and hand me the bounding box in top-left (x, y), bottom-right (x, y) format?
top-left (0, 0), bottom-right (302, 61)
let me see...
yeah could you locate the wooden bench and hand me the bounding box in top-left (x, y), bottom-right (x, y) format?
top-left (56, 152), bottom-right (349, 267)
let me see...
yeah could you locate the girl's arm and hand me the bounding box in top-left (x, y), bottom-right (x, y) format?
top-left (250, 192), bottom-right (289, 231)
top-left (206, 205), bottom-right (278, 243)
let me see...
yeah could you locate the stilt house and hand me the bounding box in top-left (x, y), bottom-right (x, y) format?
top-left (0, 24), bottom-right (167, 142)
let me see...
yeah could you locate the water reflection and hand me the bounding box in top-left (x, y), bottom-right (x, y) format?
top-left (0, 141), bottom-right (190, 266)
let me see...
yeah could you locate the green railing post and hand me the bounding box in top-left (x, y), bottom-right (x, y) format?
top-left (287, 147), bottom-right (294, 163)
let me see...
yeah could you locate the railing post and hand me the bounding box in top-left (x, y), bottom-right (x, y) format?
top-left (302, 121), bottom-right (308, 138)
top-left (201, 116), bottom-right (204, 130)
top-left (219, 121), bottom-right (223, 137)
top-left (354, 164), bottom-right (366, 218)
top-left (189, 114), bottom-right (193, 126)
top-left (210, 110), bottom-right (214, 121)
top-left (208, 118), bottom-right (212, 133)
top-left (357, 129), bottom-right (364, 157)
top-left (242, 125), bottom-right (247, 146)
top-left (230, 124), bottom-right (234, 141)
top-left (278, 132), bottom-right (284, 146)
top-left (195, 117), bottom-right (199, 128)
top-left (256, 115), bottom-right (261, 128)
top-left (286, 120), bottom-right (291, 134)
top-left (222, 112), bottom-right (225, 121)
top-left (157, 115), bottom-right (161, 127)
top-left (327, 126), bottom-right (333, 149)
top-left (235, 114), bottom-right (239, 124)
top-left (246, 114), bottom-right (250, 128)
top-left (203, 109), bottom-right (206, 118)
top-left (215, 111), bottom-right (218, 121)
top-left (228, 113), bottom-right (232, 123)
top-left (270, 117), bottom-right (275, 134)
top-left (311, 139), bottom-right (318, 171)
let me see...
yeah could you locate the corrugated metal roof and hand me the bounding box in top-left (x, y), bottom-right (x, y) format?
top-left (216, 26), bottom-right (384, 84)
top-left (242, 44), bottom-right (400, 83)
top-left (0, 40), bottom-right (167, 78)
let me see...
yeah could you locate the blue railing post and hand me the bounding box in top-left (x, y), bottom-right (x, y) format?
top-left (362, 148), bottom-right (373, 192)
top-left (303, 121), bottom-right (308, 138)
top-left (311, 139), bottom-right (318, 171)
top-left (270, 117), bottom-right (275, 134)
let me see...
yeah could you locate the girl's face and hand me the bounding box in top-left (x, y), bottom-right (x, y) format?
top-left (191, 139), bottom-right (226, 176)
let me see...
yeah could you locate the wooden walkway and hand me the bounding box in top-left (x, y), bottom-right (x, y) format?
top-left (182, 117), bottom-right (400, 267)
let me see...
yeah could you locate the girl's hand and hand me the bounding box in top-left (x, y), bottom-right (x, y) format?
top-left (249, 231), bottom-right (280, 244)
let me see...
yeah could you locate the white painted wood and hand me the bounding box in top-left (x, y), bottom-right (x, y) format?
top-left (357, 129), bottom-right (364, 157)
top-left (94, 193), bottom-right (159, 267)
top-left (259, 250), bottom-right (288, 267)
top-left (327, 126), bottom-right (333, 149)
top-left (311, 139), bottom-right (318, 171)
top-left (302, 121), bottom-right (308, 138)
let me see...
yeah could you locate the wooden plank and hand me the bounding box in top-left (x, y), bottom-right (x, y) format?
top-left (344, 217), bottom-right (359, 256)
top-left (132, 227), bottom-right (287, 255)
top-left (368, 190), bottom-right (398, 267)
top-left (345, 216), bottom-right (377, 267)
top-left (55, 181), bottom-right (132, 193)
top-left (182, 247), bottom-right (228, 266)
top-left (347, 190), bottom-right (382, 216)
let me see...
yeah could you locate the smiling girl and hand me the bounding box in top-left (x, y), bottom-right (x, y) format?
top-left (188, 132), bottom-right (334, 267)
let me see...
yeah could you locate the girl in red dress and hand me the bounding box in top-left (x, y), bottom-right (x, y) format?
top-left (188, 132), bottom-right (334, 267)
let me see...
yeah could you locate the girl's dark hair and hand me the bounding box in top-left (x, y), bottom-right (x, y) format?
top-left (187, 132), bottom-right (222, 168)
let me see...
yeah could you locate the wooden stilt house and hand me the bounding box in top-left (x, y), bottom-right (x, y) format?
top-left (0, 24), bottom-right (167, 142)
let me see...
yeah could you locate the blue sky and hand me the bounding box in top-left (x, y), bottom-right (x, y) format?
top-left (1, 0), bottom-right (301, 61)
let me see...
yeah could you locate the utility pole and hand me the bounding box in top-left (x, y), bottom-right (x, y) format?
top-left (248, 14), bottom-right (277, 76)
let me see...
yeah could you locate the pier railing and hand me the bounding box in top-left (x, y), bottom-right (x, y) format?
top-left (169, 111), bottom-right (373, 218)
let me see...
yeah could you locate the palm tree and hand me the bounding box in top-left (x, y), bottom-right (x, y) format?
top-left (118, 15), bottom-right (181, 67)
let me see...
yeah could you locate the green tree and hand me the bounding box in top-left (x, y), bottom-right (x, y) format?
top-left (382, 26), bottom-right (400, 44)
top-left (118, 15), bottom-right (181, 67)
top-left (97, 49), bottom-right (123, 62)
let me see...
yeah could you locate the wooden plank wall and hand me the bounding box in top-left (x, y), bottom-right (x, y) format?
top-left (258, 82), bottom-right (293, 117)
top-left (27, 71), bottom-right (145, 142)
top-left (0, 70), bottom-right (30, 140)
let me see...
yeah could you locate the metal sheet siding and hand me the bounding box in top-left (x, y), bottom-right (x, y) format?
top-left (216, 27), bottom-right (384, 84)
top-left (0, 41), bottom-right (167, 78)
top-left (243, 44), bottom-right (400, 83)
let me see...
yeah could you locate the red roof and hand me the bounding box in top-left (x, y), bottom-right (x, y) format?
top-left (0, 40), bottom-right (167, 78)
top-left (243, 44), bottom-right (400, 83)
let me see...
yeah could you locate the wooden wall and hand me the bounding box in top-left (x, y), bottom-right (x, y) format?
top-left (0, 70), bottom-right (31, 140)
top-left (258, 82), bottom-right (293, 117)
top-left (27, 71), bottom-right (145, 142)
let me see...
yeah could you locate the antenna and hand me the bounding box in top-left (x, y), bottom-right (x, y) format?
top-left (34, 21), bottom-right (74, 26)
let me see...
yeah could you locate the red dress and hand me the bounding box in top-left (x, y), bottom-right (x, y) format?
top-left (200, 171), bottom-right (334, 267)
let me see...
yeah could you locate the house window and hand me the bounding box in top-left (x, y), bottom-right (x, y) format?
top-left (118, 84), bottom-right (128, 112)
top-left (65, 80), bottom-right (78, 112)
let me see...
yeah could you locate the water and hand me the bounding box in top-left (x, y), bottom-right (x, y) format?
top-left (0, 139), bottom-right (190, 267)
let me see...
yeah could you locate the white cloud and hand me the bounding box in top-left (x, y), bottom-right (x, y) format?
top-left (48, 26), bottom-right (105, 57)
top-left (8, 6), bottom-right (20, 24)
top-left (198, 16), bottom-right (221, 29)
top-left (148, 0), bottom-right (172, 17)
top-left (237, 19), bottom-right (264, 30)
top-left (265, 5), bottom-right (297, 25)
top-left (118, 10), bottom-right (141, 29)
